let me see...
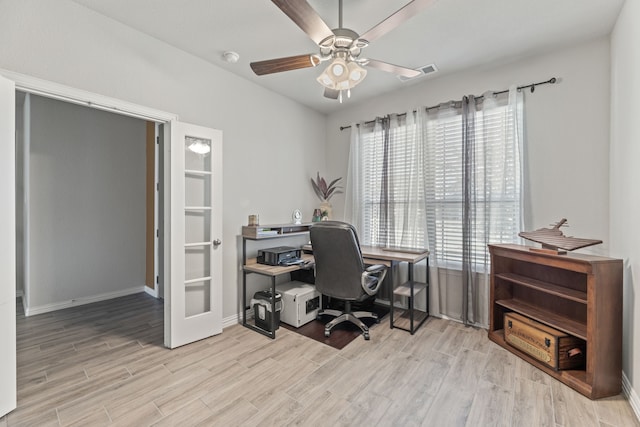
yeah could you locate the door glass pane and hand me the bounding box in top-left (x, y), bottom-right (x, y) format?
top-left (184, 134), bottom-right (213, 318)
top-left (184, 136), bottom-right (211, 172)
top-left (185, 245), bottom-right (210, 282)
top-left (185, 279), bottom-right (211, 317)
top-left (185, 211), bottom-right (211, 244)
top-left (185, 172), bottom-right (211, 207)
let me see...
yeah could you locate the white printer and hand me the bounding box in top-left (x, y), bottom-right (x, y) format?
top-left (275, 281), bottom-right (321, 328)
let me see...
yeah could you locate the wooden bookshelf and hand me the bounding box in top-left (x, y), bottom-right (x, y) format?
top-left (488, 244), bottom-right (622, 399)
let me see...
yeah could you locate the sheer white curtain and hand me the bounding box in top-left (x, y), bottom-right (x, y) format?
top-left (345, 114), bottom-right (427, 249)
top-left (344, 118), bottom-right (384, 239)
top-left (386, 112), bottom-right (428, 249)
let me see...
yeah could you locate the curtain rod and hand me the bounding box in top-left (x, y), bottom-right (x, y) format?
top-left (339, 77), bottom-right (557, 131)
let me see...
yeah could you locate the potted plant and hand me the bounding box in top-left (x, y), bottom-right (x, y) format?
top-left (311, 172), bottom-right (343, 220)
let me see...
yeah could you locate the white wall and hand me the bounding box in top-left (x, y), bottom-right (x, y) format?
top-left (24, 95), bottom-right (146, 311)
top-left (0, 0), bottom-right (326, 319)
top-left (326, 38), bottom-right (612, 256)
top-left (611, 0), bottom-right (640, 409)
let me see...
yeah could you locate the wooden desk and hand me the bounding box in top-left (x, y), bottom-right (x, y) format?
top-left (241, 223), bottom-right (430, 338)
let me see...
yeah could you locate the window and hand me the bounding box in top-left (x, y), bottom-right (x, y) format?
top-left (352, 95), bottom-right (522, 269)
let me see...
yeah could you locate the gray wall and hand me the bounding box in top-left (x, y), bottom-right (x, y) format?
top-left (611, 0), bottom-right (640, 406)
top-left (26, 95), bottom-right (146, 311)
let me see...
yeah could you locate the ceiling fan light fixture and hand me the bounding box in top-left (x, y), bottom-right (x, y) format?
top-left (318, 73), bottom-right (334, 88)
top-left (317, 57), bottom-right (367, 97)
top-left (328, 58), bottom-right (347, 79)
top-left (337, 80), bottom-right (350, 90)
top-left (347, 61), bottom-right (367, 86)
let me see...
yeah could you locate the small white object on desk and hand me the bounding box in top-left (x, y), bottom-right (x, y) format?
top-left (292, 209), bottom-right (302, 225)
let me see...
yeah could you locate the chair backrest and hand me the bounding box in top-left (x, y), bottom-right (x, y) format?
top-left (310, 221), bottom-right (367, 301)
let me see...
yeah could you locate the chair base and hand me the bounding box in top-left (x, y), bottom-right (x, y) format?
top-left (318, 302), bottom-right (379, 340)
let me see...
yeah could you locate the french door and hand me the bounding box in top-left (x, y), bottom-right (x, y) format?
top-left (164, 121), bottom-right (223, 348)
top-left (0, 74), bottom-right (16, 417)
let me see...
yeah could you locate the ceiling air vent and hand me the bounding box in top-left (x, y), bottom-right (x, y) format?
top-left (397, 63), bottom-right (438, 82)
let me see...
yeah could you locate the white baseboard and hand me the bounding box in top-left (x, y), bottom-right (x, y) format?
top-left (24, 286), bottom-right (145, 316)
top-left (623, 371), bottom-right (640, 422)
top-left (144, 285), bottom-right (159, 298)
top-left (222, 313), bottom-right (240, 329)
top-left (21, 294), bottom-right (28, 317)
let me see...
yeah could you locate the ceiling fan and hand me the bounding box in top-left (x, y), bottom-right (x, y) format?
top-left (250, 0), bottom-right (435, 102)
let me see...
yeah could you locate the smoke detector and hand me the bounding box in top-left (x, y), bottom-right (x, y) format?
top-left (223, 51), bottom-right (240, 63)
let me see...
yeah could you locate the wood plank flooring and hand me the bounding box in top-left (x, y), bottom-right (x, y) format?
top-left (2, 293), bottom-right (638, 426)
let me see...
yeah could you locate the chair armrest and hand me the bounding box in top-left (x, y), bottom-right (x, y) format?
top-left (361, 265), bottom-right (387, 296)
top-left (366, 264), bottom-right (386, 273)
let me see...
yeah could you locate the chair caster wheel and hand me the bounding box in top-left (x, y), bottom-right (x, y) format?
top-left (324, 330), bottom-right (330, 337)
top-left (375, 317), bottom-right (380, 324)
top-left (363, 332), bottom-right (370, 340)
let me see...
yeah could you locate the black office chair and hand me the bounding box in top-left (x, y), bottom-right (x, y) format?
top-left (310, 221), bottom-right (387, 340)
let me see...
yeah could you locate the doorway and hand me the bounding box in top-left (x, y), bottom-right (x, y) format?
top-left (2, 72), bottom-right (224, 417)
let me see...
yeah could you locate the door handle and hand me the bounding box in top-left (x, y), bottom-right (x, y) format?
top-left (213, 239), bottom-right (222, 247)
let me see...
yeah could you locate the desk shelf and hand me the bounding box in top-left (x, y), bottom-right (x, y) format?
top-left (394, 280), bottom-right (428, 297)
top-left (243, 254), bottom-right (313, 276)
top-left (389, 260), bottom-right (430, 335)
top-left (242, 224), bottom-right (312, 239)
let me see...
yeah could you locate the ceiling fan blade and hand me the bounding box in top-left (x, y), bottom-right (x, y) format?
top-left (250, 54), bottom-right (321, 76)
top-left (323, 88), bottom-right (340, 99)
top-left (359, 0), bottom-right (436, 43)
top-left (364, 59), bottom-right (421, 78)
top-left (272, 0), bottom-right (334, 45)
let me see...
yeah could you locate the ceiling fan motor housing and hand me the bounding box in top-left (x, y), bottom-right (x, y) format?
top-left (319, 28), bottom-right (366, 61)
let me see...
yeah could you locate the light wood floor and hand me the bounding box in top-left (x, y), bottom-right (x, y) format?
top-left (2, 293), bottom-right (638, 427)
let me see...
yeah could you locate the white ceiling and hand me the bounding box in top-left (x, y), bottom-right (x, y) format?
top-left (70, 0), bottom-right (625, 114)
